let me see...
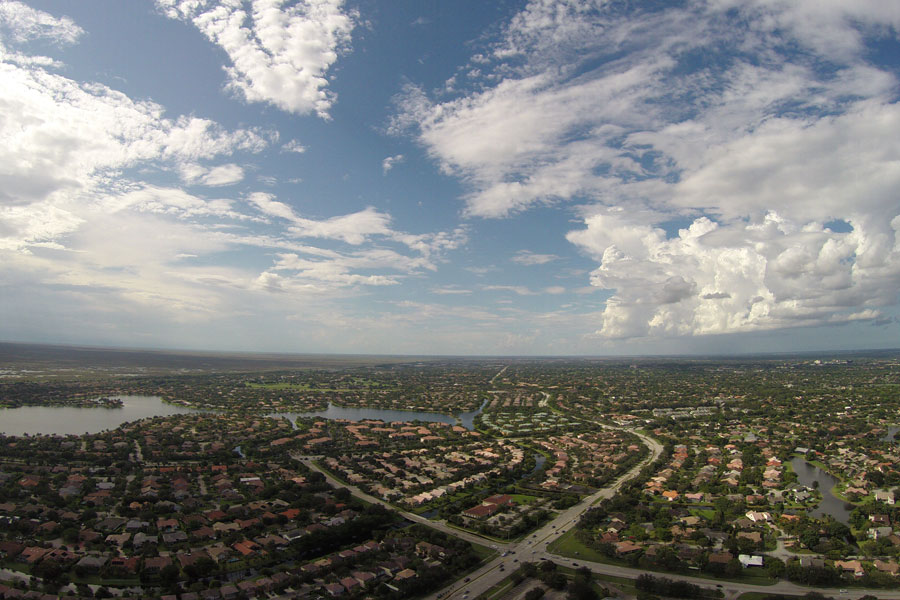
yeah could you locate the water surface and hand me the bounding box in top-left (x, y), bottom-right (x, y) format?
top-left (0, 395), bottom-right (206, 436)
top-left (1, 397), bottom-right (486, 437)
top-left (790, 457), bottom-right (851, 525)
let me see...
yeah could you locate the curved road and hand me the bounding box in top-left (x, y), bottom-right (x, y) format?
top-left (293, 454), bottom-right (503, 549)
top-left (426, 428), bottom-right (662, 600)
top-left (295, 424), bottom-right (664, 600)
top-left (299, 421), bottom-right (900, 600)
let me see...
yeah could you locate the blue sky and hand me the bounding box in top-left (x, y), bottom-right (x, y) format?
top-left (1, 0), bottom-right (899, 356)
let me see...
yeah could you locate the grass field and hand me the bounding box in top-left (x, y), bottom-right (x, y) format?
top-left (547, 528), bottom-right (608, 562)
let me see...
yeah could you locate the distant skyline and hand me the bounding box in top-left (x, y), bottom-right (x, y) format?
top-left (1, 0), bottom-right (899, 356)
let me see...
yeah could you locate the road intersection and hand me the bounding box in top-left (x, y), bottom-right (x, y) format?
top-left (297, 426), bottom-right (900, 600)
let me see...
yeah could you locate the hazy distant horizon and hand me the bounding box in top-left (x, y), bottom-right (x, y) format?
top-left (3, 340), bottom-right (898, 368)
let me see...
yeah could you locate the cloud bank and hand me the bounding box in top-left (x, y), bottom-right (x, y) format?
top-left (394, 0), bottom-right (900, 340)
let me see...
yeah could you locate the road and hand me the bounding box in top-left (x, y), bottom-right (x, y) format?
top-left (528, 550), bottom-right (900, 600)
top-left (293, 455), bottom-right (503, 549)
top-left (298, 421), bottom-right (896, 600)
top-left (426, 428), bottom-right (663, 600)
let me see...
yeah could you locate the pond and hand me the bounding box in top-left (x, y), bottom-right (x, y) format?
top-left (531, 453), bottom-right (547, 475)
top-left (790, 457), bottom-right (852, 525)
top-left (0, 395), bottom-right (208, 436)
top-left (273, 400), bottom-right (487, 431)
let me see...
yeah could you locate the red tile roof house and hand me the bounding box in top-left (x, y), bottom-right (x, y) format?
top-left (324, 582), bottom-right (345, 597)
top-left (835, 560), bottom-right (865, 577)
top-left (615, 541), bottom-right (642, 556)
top-left (463, 494), bottom-right (515, 519)
top-left (236, 581), bottom-right (258, 596)
top-left (19, 546), bottom-right (50, 564)
top-left (108, 556), bottom-right (140, 575)
top-left (143, 555), bottom-right (173, 574)
top-left (340, 577), bottom-right (361, 593)
top-left (875, 560), bottom-right (900, 576)
top-left (233, 540), bottom-right (264, 557)
top-left (353, 571), bottom-right (377, 587)
top-left (157, 518), bottom-right (179, 533)
top-left (0, 541), bottom-right (25, 560)
top-left (463, 503), bottom-right (498, 519)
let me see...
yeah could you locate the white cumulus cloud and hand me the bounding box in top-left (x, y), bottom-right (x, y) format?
top-left (156, 0), bottom-right (356, 118)
top-left (0, 0), bottom-right (83, 45)
top-left (394, 0), bottom-right (900, 340)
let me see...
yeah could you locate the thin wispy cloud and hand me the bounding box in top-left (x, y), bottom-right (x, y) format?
top-left (512, 250), bottom-right (558, 266)
top-left (382, 153), bottom-right (404, 174)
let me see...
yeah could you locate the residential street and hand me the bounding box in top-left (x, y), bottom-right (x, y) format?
top-left (302, 428), bottom-right (900, 600)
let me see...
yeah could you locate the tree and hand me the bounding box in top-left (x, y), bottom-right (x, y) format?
top-left (724, 559), bottom-right (743, 578)
top-left (525, 587), bottom-right (545, 600)
top-left (32, 559), bottom-right (63, 583)
top-left (159, 563), bottom-right (180, 586)
top-left (567, 579), bottom-right (597, 600)
top-left (766, 556), bottom-right (786, 579)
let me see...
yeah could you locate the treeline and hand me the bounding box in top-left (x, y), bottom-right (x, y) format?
top-left (635, 574), bottom-right (718, 599)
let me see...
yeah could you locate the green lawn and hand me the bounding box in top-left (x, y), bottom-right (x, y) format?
top-left (691, 507), bottom-right (716, 519)
top-left (471, 541), bottom-right (499, 562)
top-left (479, 576), bottom-right (517, 600)
top-left (736, 593), bottom-right (809, 600)
top-left (547, 528), bottom-right (608, 562)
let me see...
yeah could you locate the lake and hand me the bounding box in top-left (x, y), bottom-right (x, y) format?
top-left (272, 400), bottom-right (486, 431)
top-left (0, 395), bottom-right (207, 436)
top-left (790, 457), bottom-right (852, 525)
top-left (1, 396), bottom-right (486, 436)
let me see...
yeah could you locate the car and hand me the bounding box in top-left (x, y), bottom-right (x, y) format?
top-left (464, 578), bottom-right (471, 582)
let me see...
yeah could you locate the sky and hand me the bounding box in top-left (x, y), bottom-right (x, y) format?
top-left (1, 0), bottom-right (899, 357)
